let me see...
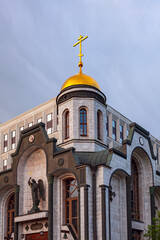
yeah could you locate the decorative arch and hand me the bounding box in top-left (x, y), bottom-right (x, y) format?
top-left (0, 186), bottom-right (14, 240)
top-left (17, 145), bottom-right (48, 215)
top-left (131, 147), bottom-right (154, 235)
top-left (109, 169), bottom-right (129, 240)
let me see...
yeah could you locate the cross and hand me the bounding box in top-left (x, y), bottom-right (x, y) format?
top-left (73, 35), bottom-right (88, 73)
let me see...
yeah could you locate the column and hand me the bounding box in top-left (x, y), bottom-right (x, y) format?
top-left (99, 185), bottom-right (107, 240)
top-left (14, 185), bottom-right (20, 240)
top-left (92, 168), bottom-right (97, 240)
top-left (78, 187), bottom-right (81, 240)
top-left (126, 176), bottom-right (132, 240)
top-left (48, 174), bottom-right (54, 240)
top-left (84, 185), bottom-right (90, 240)
top-left (150, 186), bottom-right (156, 224)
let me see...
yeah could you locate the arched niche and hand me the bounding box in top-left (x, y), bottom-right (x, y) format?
top-left (109, 169), bottom-right (129, 240)
top-left (131, 147), bottom-right (153, 229)
top-left (17, 145), bottom-right (48, 215)
top-left (0, 185), bottom-right (14, 239)
top-left (51, 169), bottom-right (79, 240)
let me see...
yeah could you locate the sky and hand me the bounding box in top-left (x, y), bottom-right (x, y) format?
top-left (0, 0), bottom-right (160, 138)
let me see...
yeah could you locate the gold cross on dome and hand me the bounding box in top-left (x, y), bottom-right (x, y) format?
top-left (73, 35), bottom-right (88, 73)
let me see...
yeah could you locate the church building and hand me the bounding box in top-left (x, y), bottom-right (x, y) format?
top-left (0, 35), bottom-right (160, 240)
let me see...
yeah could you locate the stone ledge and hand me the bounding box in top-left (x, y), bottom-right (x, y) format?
top-left (14, 211), bottom-right (48, 223)
top-left (132, 220), bottom-right (144, 231)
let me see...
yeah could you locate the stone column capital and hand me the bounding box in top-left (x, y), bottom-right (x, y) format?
top-left (99, 184), bottom-right (108, 190)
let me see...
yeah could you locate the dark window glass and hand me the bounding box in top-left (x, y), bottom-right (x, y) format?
top-left (65, 111), bottom-right (69, 139)
top-left (132, 229), bottom-right (141, 240)
top-left (80, 109), bottom-right (87, 136)
top-left (106, 116), bottom-right (109, 137)
top-left (120, 125), bottom-right (123, 143)
top-left (131, 159), bottom-right (140, 220)
top-left (97, 111), bottom-right (102, 140)
top-left (112, 120), bottom-right (116, 140)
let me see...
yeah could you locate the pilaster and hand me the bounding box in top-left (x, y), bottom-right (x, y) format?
top-left (126, 176), bottom-right (132, 240)
top-left (48, 174), bottom-right (54, 240)
top-left (99, 185), bottom-right (107, 240)
top-left (14, 184), bottom-right (20, 240)
top-left (150, 186), bottom-right (156, 224)
top-left (84, 184), bottom-right (90, 240)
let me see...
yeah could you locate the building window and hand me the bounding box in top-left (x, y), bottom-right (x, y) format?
top-left (127, 128), bottom-right (129, 137)
top-left (28, 122), bottom-right (33, 127)
top-left (7, 193), bottom-right (15, 238)
top-left (120, 125), bottom-right (123, 144)
top-left (156, 146), bottom-right (159, 164)
top-left (65, 111), bottom-right (69, 139)
top-left (80, 108), bottom-right (87, 136)
top-left (11, 130), bottom-right (16, 150)
top-left (65, 178), bottom-right (78, 237)
top-left (112, 120), bottom-right (116, 140)
top-left (106, 116), bottom-right (109, 137)
top-left (47, 113), bottom-right (52, 134)
top-left (97, 110), bottom-right (102, 140)
top-left (131, 159), bottom-right (140, 221)
top-left (3, 159), bottom-right (7, 171)
top-left (20, 126), bottom-right (24, 132)
top-left (37, 117), bottom-right (42, 123)
top-left (4, 134), bottom-right (8, 153)
top-left (132, 229), bottom-right (141, 240)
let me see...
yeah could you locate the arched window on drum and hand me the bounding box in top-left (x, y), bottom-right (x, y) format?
top-left (65, 111), bottom-right (69, 139)
top-left (80, 108), bottom-right (87, 136)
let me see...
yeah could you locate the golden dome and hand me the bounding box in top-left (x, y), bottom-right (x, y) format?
top-left (61, 72), bottom-right (101, 91)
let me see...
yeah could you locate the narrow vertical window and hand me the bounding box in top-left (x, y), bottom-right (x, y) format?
top-left (80, 109), bottom-right (87, 136)
top-left (120, 125), bottom-right (123, 144)
top-left (132, 229), bottom-right (141, 240)
top-left (106, 116), bottom-right (109, 137)
top-left (11, 130), bottom-right (16, 150)
top-left (97, 111), bottom-right (100, 140)
top-left (3, 159), bottom-right (7, 171)
top-left (47, 113), bottom-right (52, 134)
top-left (20, 126), bottom-right (24, 132)
top-left (97, 111), bottom-right (102, 140)
top-left (127, 128), bottom-right (129, 137)
top-left (65, 111), bottom-right (69, 139)
top-left (4, 134), bottom-right (8, 152)
top-left (156, 146), bottom-right (159, 164)
top-left (131, 159), bottom-right (140, 220)
top-left (112, 120), bottom-right (116, 140)
top-left (7, 193), bottom-right (15, 238)
top-left (28, 122), bottom-right (33, 127)
top-left (37, 117), bottom-right (42, 123)
top-left (65, 178), bottom-right (78, 237)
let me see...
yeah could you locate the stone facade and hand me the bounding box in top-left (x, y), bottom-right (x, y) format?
top-left (0, 75), bottom-right (160, 240)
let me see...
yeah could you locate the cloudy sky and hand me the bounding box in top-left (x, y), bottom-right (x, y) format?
top-left (0, 0), bottom-right (160, 138)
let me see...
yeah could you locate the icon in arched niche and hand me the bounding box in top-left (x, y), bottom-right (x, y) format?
top-left (28, 177), bottom-right (45, 213)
